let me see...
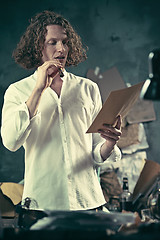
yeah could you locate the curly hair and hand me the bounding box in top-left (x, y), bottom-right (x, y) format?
top-left (12, 10), bottom-right (88, 69)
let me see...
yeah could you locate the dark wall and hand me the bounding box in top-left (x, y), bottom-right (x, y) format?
top-left (0, 0), bottom-right (160, 182)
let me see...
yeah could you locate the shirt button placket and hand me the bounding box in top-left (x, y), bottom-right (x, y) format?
top-left (58, 101), bottom-right (71, 174)
top-left (58, 101), bottom-right (74, 208)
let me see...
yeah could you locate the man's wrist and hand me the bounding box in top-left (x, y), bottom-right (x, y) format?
top-left (100, 141), bottom-right (115, 161)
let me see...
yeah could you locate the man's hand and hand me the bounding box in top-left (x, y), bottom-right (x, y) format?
top-left (99, 115), bottom-right (122, 160)
top-left (26, 60), bottom-right (63, 119)
top-left (36, 60), bottom-right (63, 91)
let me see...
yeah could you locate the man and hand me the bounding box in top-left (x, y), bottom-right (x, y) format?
top-left (1, 10), bottom-right (122, 211)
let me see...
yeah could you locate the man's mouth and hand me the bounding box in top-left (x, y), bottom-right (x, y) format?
top-left (55, 56), bottom-right (65, 60)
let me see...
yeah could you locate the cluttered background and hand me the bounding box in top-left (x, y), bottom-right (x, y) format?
top-left (0, 0), bottom-right (160, 196)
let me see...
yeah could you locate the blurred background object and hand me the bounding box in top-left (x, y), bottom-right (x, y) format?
top-left (140, 49), bottom-right (160, 100)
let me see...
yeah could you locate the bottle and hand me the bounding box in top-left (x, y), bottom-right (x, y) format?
top-left (120, 177), bottom-right (132, 211)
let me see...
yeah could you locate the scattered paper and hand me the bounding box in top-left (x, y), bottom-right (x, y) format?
top-left (127, 98), bottom-right (156, 124)
top-left (120, 123), bottom-right (149, 154)
top-left (87, 67), bottom-right (126, 103)
top-left (1, 182), bottom-right (23, 205)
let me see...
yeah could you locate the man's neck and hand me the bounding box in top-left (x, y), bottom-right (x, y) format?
top-left (50, 75), bottom-right (63, 97)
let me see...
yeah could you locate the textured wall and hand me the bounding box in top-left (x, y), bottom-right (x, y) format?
top-left (0, 0), bottom-right (160, 182)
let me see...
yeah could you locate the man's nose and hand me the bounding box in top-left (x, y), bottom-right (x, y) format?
top-left (56, 41), bottom-right (65, 52)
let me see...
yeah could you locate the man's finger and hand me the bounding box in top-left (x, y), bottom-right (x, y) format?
top-left (115, 115), bottom-right (122, 130)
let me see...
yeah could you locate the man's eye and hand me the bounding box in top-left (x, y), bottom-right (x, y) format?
top-left (63, 39), bottom-right (69, 45)
top-left (48, 41), bottom-right (56, 45)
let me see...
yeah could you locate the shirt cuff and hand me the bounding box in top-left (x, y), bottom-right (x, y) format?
top-left (93, 144), bottom-right (122, 168)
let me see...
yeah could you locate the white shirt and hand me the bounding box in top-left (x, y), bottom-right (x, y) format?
top-left (1, 70), bottom-right (121, 211)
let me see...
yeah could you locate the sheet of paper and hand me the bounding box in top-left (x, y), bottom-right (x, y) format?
top-left (1, 182), bottom-right (23, 205)
top-left (117, 151), bottom-right (146, 194)
top-left (117, 123), bottom-right (140, 149)
top-left (126, 98), bottom-right (156, 123)
top-left (132, 159), bottom-right (160, 201)
top-left (120, 123), bottom-right (149, 154)
top-left (86, 81), bottom-right (144, 133)
top-left (87, 67), bottom-right (126, 103)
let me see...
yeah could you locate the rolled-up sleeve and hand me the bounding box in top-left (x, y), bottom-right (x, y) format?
top-left (93, 143), bottom-right (121, 166)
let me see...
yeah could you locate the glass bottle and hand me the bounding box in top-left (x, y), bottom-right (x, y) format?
top-left (120, 177), bottom-right (132, 211)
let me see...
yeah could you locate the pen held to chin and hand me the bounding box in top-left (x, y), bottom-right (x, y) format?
top-left (47, 66), bottom-right (64, 77)
top-left (58, 68), bottom-right (64, 77)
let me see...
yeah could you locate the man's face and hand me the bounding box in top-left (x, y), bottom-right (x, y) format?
top-left (42, 25), bottom-right (69, 67)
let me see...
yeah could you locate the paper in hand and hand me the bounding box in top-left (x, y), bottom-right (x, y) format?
top-left (86, 81), bottom-right (145, 133)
